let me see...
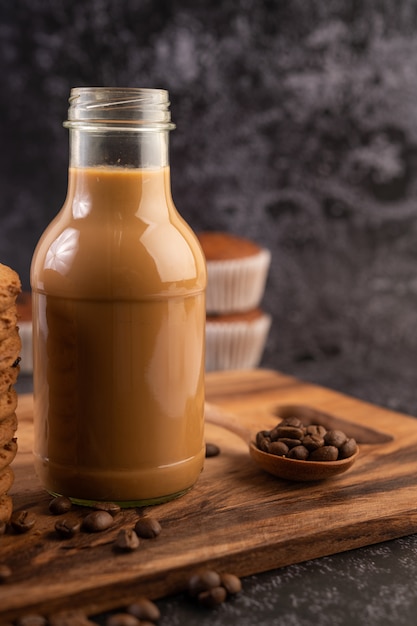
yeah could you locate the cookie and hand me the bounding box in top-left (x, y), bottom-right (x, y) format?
top-left (0, 304), bottom-right (18, 342)
top-left (0, 388), bottom-right (18, 421)
top-left (0, 364), bottom-right (20, 394)
top-left (0, 466), bottom-right (14, 497)
top-left (0, 263), bottom-right (21, 313)
top-left (0, 412), bottom-right (17, 447)
top-left (0, 438), bottom-right (18, 471)
top-left (0, 327), bottom-right (21, 369)
top-left (0, 493), bottom-right (13, 523)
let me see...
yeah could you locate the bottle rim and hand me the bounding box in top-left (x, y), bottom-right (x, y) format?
top-left (64, 87), bottom-right (176, 131)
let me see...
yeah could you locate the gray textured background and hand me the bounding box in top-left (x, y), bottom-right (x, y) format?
top-left (2, 0), bottom-right (417, 414)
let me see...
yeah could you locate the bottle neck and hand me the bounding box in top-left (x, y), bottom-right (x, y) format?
top-left (69, 128), bottom-right (170, 169)
top-left (63, 88), bottom-right (176, 218)
top-left (66, 165), bottom-right (174, 221)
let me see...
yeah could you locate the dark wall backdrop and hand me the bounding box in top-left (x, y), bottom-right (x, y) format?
top-left (2, 0), bottom-right (417, 414)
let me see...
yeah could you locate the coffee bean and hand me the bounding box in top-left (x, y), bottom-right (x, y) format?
top-left (279, 416), bottom-right (303, 428)
top-left (256, 431), bottom-right (271, 452)
top-left (134, 515), bottom-right (161, 538)
top-left (0, 564), bottom-right (12, 583)
top-left (49, 610), bottom-right (95, 625)
top-left (198, 586), bottom-right (227, 607)
top-left (205, 442), bottom-right (220, 457)
top-left (106, 614), bottom-right (140, 626)
top-left (15, 615), bottom-right (47, 626)
top-left (302, 434), bottom-right (325, 451)
top-left (127, 597), bottom-right (161, 621)
top-left (220, 572), bottom-right (242, 595)
top-left (0, 521), bottom-right (7, 535)
top-left (256, 420), bottom-right (357, 462)
top-left (81, 510), bottom-right (114, 533)
top-left (339, 438), bottom-right (358, 459)
top-left (268, 441), bottom-right (289, 456)
top-left (114, 529), bottom-right (140, 552)
top-left (270, 425), bottom-right (304, 441)
top-left (49, 496), bottom-right (72, 515)
top-left (324, 430), bottom-right (348, 448)
top-left (310, 445), bottom-right (339, 461)
top-left (11, 510), bottom-right (36, 533)
top-left (92, 501), bottom-right (121, 517)
top-left (277, 437), bottom-right (302, 449)
top-left (287, 445), bottom-right (309, 460)
top-left (305, 424), bottom-right (327, 437)
top-left (55, 519), bottom-right (81, 539)
top-left (188, 568), bottom-right (222, 597)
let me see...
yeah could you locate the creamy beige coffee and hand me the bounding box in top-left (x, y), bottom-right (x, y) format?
top-left (31, 166), bottom-right (206, 504)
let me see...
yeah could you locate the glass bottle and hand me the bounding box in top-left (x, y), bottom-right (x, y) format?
top-left (30, 88), bottom-right (207, 506)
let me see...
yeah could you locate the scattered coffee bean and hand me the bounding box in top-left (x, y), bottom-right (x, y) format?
top-left (0, 563), bottom-right (12, 583)
top-left (81, 510), bottom-right (114, 533)
top-left (114, 529), bottom-right (140, 552)
top-left (92, 501), bottom-right (121, 517)
top-left (256, 417), bottom-right (357, 462)
top-left (187, 568), bottom-right (222, 597)
top-left (198, 586), bottom-right (227, 607)
top-left (49, 496), bottom-right (72, 515)
top-left (187, 568), bottom-right (242, 608)
top-left (11, 510), bottom-right (36, 533)
top-left (134, 515), bottom-right (161, 538)
top-left (205, 442), bottom-right (220, 457)
top-left (15, 615), bottom-right (47, 626)
top-left (0, 520), bottom-right (7, 535)
top-left (55, 518), bottom-right (81, 539)
top-left (220, 572), bottom-right (242, 595)
top-left (106, 613), bottom-right (140, 626)
top-left (49, 609), bottom-right (96, 625)
top-left (127, 597), bottom-right (161, 621)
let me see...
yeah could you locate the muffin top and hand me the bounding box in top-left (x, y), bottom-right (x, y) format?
top-left (197, 231), bottom-right (262, 261)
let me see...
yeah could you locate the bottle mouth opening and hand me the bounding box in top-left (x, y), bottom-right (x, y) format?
top-left (64, 87), bottom-right (176, 131)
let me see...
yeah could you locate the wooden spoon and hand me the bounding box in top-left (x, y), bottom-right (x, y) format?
top-left (204, 402), bottom-right (359, 482)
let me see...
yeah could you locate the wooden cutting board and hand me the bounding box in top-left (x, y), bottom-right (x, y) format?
top-left (3, 368), bottom-right (417, 620)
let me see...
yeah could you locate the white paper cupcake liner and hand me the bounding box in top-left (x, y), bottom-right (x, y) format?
top-left (205, 312), bottom-right (271, 371)
top-left (18, 321), bottom-right (33, 374)
top-left (206, 249), bottom-right (271, 314)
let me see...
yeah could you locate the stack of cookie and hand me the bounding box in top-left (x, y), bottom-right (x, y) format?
top-left (0, 262), bottom-right (21, 524)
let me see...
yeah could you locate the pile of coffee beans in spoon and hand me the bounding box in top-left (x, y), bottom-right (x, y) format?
top-left (256, 416), bottom-right (358, 461)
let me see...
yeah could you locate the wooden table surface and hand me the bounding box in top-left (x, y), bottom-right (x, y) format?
top-left (3, 368), bottom-right (417, 621)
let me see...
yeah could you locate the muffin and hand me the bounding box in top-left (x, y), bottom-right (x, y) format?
top-left (197, 231), bottom-right (271, 314)
top-left (205, 308), bottom-right (272, 371)
top-left (16, 291), bottom-right (32, 374)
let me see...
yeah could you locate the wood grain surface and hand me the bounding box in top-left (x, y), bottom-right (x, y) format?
top-left (2, 368), bottom-right (417, 621)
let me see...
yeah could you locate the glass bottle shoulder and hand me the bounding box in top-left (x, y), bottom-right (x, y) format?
top-left (31, 167), bottom-right (207, 299)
